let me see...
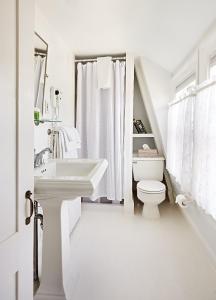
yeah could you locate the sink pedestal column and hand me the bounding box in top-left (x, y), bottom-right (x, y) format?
top-left (35, 198), bottom-right (75, 300)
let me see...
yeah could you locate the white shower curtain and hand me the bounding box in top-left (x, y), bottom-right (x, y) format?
top-left (76, 61), bottom-right (126, 202)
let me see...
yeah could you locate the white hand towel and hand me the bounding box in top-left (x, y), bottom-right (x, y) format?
top-left (61, 126), bottom-right (81, 149)
top-left (97, 56), bottom-right (112, 89)
top-left (53, 126), bottom-right (81, 159)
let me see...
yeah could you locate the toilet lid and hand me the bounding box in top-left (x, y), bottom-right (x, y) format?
top-left (137, 180), bottom-right (166, 193)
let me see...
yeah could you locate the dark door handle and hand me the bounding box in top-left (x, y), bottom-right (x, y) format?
top-left (25, 190), bottom-right (33, 225)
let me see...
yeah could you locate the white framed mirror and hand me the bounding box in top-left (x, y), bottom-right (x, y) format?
top-left (34, 32), bottom-right (48, 117)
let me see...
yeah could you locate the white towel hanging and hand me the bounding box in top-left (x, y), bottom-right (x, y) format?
top-left (97, 56), bottom-right (112, 89)
top-left (51, 126), bottom-right (81, 159)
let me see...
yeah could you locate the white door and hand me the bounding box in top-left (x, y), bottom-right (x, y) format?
top-left (0, 0), bottom-right (34, 299)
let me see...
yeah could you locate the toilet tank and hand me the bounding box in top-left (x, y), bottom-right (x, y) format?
top-left (132, 156), bottom-right (165, 181)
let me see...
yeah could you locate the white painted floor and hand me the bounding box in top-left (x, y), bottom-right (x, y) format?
top-left (70, 202), bottom-right (216, 300)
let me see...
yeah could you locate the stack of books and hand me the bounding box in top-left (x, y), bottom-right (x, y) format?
top-left (133, 119), bottom-right (146, 133)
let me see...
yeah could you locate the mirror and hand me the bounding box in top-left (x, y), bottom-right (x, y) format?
top-left (34, 32), bottom-right (48, 117)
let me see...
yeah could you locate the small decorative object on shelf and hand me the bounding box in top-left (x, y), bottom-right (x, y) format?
top-left (137, 144), bottom-right (158, 157)
top-left (133, 118), bottom-right (147, 133)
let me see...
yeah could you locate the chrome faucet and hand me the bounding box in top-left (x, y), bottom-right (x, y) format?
top-left (34, 148), bottom-right (52, 168)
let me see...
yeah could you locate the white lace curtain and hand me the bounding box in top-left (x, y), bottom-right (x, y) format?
top-left (192, 83), bottom-right (216, 219)
top-left (167, 95), bottom-right (195, 194)
top-left (167, 82), bottom-right (216, 220)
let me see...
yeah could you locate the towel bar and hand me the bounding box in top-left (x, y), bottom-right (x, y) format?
top-left (47, 129), bottom-right (59, 135)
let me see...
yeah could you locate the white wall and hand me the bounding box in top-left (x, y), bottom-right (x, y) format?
top-left (172, 21), bottom-right (216, 263)
top-left (173, 20), bottom-right (216, 86)
top-left (133, 73), bottom-right (151, 133)
top-left (34, 5), bottom-right (75, 152)
top-left (136, 57), bottom-right (173, 155)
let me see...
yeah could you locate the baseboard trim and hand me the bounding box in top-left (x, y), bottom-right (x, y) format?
top-left (180, 203), bottom-right (216, 267)
top-left (169, 175), bottom-right (216, 267)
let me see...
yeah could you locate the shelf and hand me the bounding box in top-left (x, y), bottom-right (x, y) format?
top-left (133, 133), bottom-right (154, 138)
top-left (133, 153), bottom-right (165, 161)
top-left (34, 119), bottom-right (62, 126)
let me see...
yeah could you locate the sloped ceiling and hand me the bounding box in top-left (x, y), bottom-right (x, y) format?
top-left (36, 0), bottom-right (216, 72)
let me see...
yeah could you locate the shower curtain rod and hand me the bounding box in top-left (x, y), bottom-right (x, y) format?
top-left (75, 56), bottom-right (126, 63)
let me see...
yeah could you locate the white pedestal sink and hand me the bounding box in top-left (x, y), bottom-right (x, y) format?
top-left (34, 159), bottom-right (108, 300)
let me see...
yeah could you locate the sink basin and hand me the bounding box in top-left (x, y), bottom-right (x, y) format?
top-left (34, 158), bottom-right (108, 201)
top-left (34, 158), bottom-right (108, 300)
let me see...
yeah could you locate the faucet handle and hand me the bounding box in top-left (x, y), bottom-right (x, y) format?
top-left (42, 150), bottom-right (51, 165)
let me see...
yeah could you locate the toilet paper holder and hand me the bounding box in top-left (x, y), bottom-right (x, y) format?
top-left (176, 194), bottom-right (193, 208)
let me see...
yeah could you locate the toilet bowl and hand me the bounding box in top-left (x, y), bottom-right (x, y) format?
top-left (132, 155), bottom-right (166, 219)
top-left (137, 180), bottom-right (166, 219)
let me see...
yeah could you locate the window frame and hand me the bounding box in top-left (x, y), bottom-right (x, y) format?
top-left (175, 73), bottom-right (196, 100)
top-left (208, 51), bottom-right (216, 80)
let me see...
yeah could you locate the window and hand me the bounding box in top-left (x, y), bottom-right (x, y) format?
top-left (209, 55), bottom-right (216, 79)
top-left (167, 81), bottom-right (216, 220)
top-left (167, 94), bottom-right (194, 195)
top-left (192, 83), bottom-right (216, 219)
top-left (175, 74), bottom-right (196, 100)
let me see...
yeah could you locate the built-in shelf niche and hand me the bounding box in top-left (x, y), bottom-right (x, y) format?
top-left (133, 72), bottom-right (156, 153)
top-left (133, 133), bottom-right (154, 138)
top-left (133, 72), bottom-right (152, 134)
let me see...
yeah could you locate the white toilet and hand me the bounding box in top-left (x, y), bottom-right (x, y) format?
top-left (133, 156), bottom-right (166, 219)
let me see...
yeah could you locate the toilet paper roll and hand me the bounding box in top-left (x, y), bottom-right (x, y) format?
top-left (176, 194), bottom-right (193, 208)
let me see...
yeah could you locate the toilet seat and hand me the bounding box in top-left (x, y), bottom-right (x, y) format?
top-left (137, 180), bottom-right (165, 194)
